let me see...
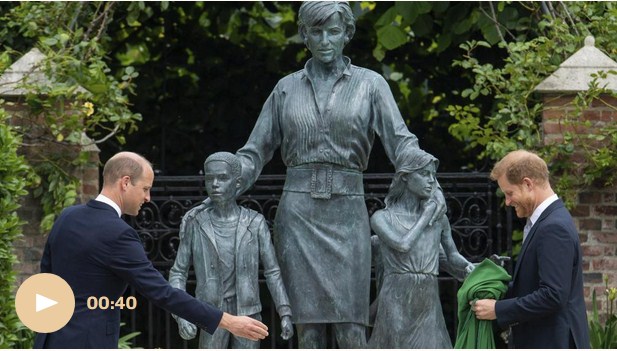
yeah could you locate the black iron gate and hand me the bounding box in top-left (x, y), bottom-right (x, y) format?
top-left (121, 172), bottom-right (514, 348)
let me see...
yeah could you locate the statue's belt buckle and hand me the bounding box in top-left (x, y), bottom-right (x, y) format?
top-left (310, 165), bottom-right (333, 199)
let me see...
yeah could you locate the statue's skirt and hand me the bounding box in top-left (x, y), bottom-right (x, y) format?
top-left (273, 189), bottom-right (371, 325)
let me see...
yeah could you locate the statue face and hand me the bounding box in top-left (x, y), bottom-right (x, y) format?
top-left (404, 162), bottom-right (436, 199)
top-left (204, 161), bottom-right (239, 205)
top-left (305, 13), bottom-right (347, 64)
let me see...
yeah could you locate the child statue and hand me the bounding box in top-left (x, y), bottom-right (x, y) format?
top-left (168, 152), bottom-right (293, 348)
top-left (368, 148), bottom-right (474, 348)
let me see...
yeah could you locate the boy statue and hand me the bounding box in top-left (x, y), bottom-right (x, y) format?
top-left (169, 152), bottom-right (293, 348)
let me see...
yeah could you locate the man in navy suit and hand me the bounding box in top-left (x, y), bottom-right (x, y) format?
top-left (472, 150), bottom-right (590, 348)
top-left (34, 152), bottom-right (268, 348)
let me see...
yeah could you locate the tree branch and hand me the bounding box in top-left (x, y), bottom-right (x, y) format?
top-left (478, 2), bottom-right (516, 43)
top-left (559, 1), bottom-right (580, 36)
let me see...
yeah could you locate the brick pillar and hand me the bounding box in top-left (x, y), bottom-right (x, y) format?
top-left (0, 48), bottom-right (100, 288)
top-left (541, 93), bottom-right (617, 313)
top-left (10, 113), bottom-right (100, 287)
top-left (10, 127), bottom-right (100, 288)
top-left (536, 36), bottom-right (617, 315)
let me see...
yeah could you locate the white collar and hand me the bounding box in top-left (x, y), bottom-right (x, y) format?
top-left (529, 193), bottom-right (559, 227)
top-left (95, 194), bottom-right (122, 217)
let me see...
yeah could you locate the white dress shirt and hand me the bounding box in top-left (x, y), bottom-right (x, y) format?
top-left (524, 193), bottom-right (559, 242)
top-left (95, 194), bottom-right (122, 217)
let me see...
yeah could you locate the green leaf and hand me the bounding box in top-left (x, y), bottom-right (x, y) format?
top-left (375, 7), bottom-right (397, 28)
top-left (372, 43), bottom-right (386, 62)
top-left (436, 33), bottom-right (452, 53)
top-left (376, 25), bottom-right (408, 51)
top-left (411, 14), bottom-right (434, 37)
top-left (394, 2), bottom-right (432, 25)
top-left (42, 37), bottom-right (58, 46)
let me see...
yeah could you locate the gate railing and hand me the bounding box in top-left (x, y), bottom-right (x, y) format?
top-left (122, 172), bottom-right (513, 348)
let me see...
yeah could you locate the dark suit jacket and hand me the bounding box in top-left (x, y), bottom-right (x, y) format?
top-left (495, 199), bottom-right (590, 348)
top-left (34, 200), bottom-right (223, 348)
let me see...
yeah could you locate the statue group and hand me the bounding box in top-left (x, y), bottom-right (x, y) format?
top-left (169, 2), bottom-right (472, 348)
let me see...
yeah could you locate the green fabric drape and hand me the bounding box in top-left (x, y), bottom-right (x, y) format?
top-left (454, 258), bottom-right (512, 349)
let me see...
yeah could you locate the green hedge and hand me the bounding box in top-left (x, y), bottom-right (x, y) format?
top-left (0, 106), bottom-right (34, 348)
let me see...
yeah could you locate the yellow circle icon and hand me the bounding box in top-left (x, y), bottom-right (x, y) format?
top-left (15, 273), bottom-right (75, 333)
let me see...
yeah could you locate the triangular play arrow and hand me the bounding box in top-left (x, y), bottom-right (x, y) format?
top-left (36, 293), bottom-right (58, 312)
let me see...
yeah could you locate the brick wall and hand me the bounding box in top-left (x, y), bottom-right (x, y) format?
top-left (542, 93), bottom-right (617, 313)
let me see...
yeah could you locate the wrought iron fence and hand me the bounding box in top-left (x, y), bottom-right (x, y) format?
top-left (121, 172), bottom-right (514, 348)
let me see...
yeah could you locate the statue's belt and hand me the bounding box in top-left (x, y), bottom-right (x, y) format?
top-left (283, 165), bottom-right (364, 199)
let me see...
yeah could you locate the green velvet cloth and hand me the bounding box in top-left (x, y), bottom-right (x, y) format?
top-left (455, 258), bottom-right (511, 349)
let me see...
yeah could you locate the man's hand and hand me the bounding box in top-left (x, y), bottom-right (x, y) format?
top-left (471, 299), bottom-right (497, 320)
top-left (428, 187), bottom-right (447, 226)
top-left (177, 317), bottom-right (197, 340)
top-left (280, 315), bottom-right (294, 340)
top-left (219, 313), bottom-right (269, 341)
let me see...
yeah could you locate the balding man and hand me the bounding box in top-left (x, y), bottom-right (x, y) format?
top-left (472, 150), bottom-right (589, 348)
top-left (34, 152), bottom-right (268, 348)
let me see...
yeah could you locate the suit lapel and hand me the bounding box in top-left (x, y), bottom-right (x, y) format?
top-left (512, 199), bottom-right (564, 280)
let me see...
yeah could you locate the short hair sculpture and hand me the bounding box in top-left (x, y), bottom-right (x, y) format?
top-left (204, 152), bottom-right (242, 179)
top-left (298, 1), bottom-right (356, 43)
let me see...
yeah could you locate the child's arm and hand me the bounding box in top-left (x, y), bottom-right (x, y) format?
top-left (168, 216), bottom-right (198, 339)
top-left (371, 202), bottom-right (435, 252)
top-left (256, 215), bottom-right (293, 340)
top-left (439, 216), bottom-right (474, 279)
top-left (169, 217), bottom-right (194, 290)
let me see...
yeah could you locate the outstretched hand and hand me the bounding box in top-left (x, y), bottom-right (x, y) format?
top-left (219, 313), bottom-right (269, 341)
top-left (280, 315), bottom-right (294, 340)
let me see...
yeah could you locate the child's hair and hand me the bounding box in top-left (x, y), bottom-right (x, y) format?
top-left (385, 148), bottom-right (438, 208)
top-left (204, 152), bottom-right (242, 179)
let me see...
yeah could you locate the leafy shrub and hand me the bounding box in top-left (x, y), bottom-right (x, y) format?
top-left (0, 106), bottom-right (35, 348)
top-left (589, 275), bottom-right (617, 349)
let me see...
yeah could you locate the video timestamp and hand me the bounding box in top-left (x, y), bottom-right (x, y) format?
top-left (87, 296), bottom-right (137, 310)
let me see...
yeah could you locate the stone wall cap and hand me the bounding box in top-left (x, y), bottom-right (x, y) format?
top-left (81, 133), bottom-right (101, 153)
top-left (0, 47), bottom-right (88, 96)
top-left (535, 36), bottom-right (617, 93)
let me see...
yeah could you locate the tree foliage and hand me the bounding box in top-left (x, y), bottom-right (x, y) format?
top-left (446, 1), bottom-right (617, 206)
top-left (1, 2), bottom-right (143, 230)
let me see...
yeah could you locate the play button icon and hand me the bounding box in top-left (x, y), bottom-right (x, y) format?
top-left (36, 293), bottom-right (58, 312)
top-left (15, 273), bottom-right (75, 333)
